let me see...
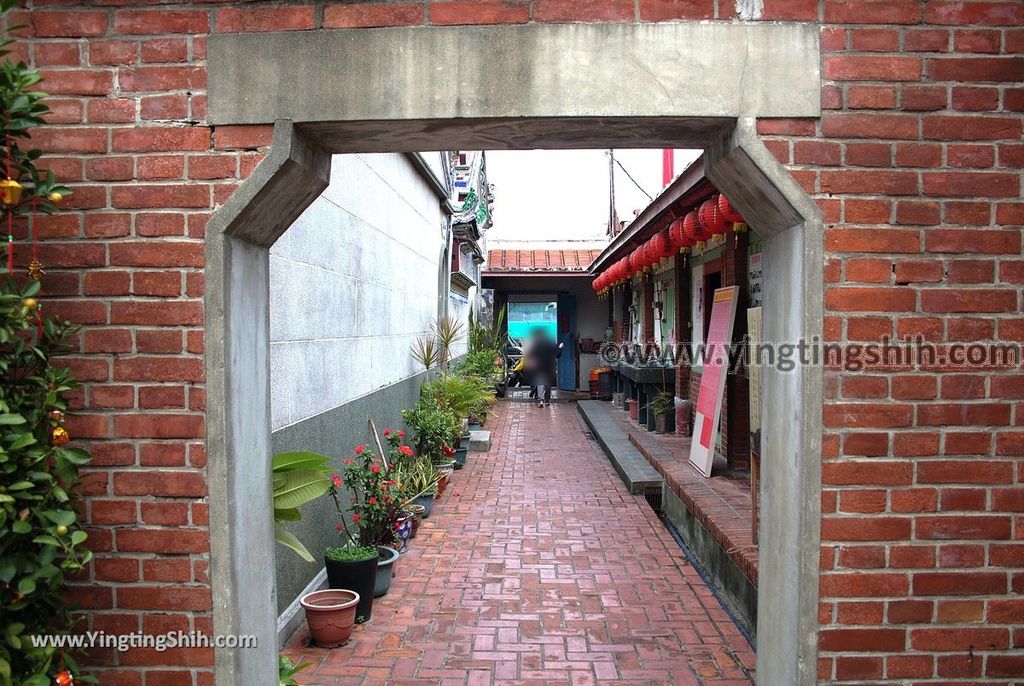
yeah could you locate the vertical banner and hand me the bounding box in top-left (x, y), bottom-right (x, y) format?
top-left (688, 286), bottom-right (739, 477)
top-left (747, 307), bottom-right (762, 444)
top-left (747, 306), bottom-right (763, 542)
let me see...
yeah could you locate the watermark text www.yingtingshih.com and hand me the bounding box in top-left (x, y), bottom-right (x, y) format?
top-left (30, 630), bottom-right (258, 653)
top-left (599, 337), bottom-right (1022, 374)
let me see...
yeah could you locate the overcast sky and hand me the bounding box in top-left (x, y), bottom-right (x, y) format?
top-left (486, 149), bottom-right (701, 244)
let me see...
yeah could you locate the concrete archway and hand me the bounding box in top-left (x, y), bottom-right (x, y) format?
top-left (203, 22), bottom-right (823, 686)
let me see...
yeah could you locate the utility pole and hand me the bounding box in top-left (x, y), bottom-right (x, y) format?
top-left (607, 149), bottom-right (618, 238)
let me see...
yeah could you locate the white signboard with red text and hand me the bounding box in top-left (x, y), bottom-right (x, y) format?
top-left (689, 286), bottom-right (739, 478)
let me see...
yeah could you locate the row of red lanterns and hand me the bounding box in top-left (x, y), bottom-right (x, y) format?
top-left (591, 193), bottom-right (745, 294)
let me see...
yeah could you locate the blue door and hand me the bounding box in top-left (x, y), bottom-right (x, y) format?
top-left (556, 294), bottom-right (577, 390)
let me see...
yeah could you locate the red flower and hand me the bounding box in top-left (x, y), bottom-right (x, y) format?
top-left (354, 444), bottom-right (366, 455)
top-left (398, 430), bottom-right (406, 438)
top-left (331, 473), bottom-right (342, 488)
top-left (352, 514), bottom-right (360, 523)
top-left (443, 445), bottom-right (455, 457)
top-left (383, 429), bottom-right (392, 437)
top-left (369, 497), bottom-right (377, 505)
top-left (335, 524), bottom-right (343, 531)
top-left (399, 445), bottom-right (414, 457)
top-left (370, 465), bottom-right (380, 474)
top-left (343, 457), bottom-right (354, 465)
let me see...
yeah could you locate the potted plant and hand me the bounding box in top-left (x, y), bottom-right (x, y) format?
top-left (407, 503), bottom-right (426, 537)
top-left (646, 391), bottom-right (675, 434)
top-left (394, 458), bottom-right (439, 518)
top-left (299, 588), bottom-right (360, 648)
top-left (269, 450), bottom-right (334, 672)
top-left (627, 397), bottom-right (639, 421)
top-left (327, 443), bottom-right (407, 616)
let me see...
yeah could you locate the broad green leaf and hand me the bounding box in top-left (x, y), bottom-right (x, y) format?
top-left (275, 524), bottom-right (313, 562)
top-left (272, 451), bottom-right (330, 472)
top-left (273, 507), bottom-right (301, 522)
top-left (0, 414), bottom-right (25, 425)
top-left (272, 470), bottom-right (329, 510)
top-left (41, 509), bottom-right (75, 527)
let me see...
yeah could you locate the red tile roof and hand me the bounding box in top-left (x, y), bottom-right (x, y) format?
top-left (484, 248), bottom-right (602, 274)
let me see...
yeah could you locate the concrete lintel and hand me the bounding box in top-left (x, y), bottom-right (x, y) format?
top-left (208, 22), bottom-right (821, 126)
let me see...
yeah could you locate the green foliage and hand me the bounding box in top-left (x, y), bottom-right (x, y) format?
top-left (393, 458), bottom-right (439, 503)
top-left (420, 373), bottom-right (494, 421)
top-left (0, 9), bottom-right (70, 221)
top-left (329, 444), bottom-right (407, 549)
top-left (278, 654), bottom-right (311, 686)
top-left (272, 452), bottom-right (331, 562)
top-left (467, 306), bottom-right (506, 356)
top-left (401, 403), bottom-right (460, 462)
top-left (458, 350), bottom-right (502, 381)
top-left (0, 7), bottom-right (85, 682)
top-left (645, 391), bottom-right (674, 417)
top-left (410, 315), bottom-right (465, 373)
top-left (324, 544), bottom-right (378, 562)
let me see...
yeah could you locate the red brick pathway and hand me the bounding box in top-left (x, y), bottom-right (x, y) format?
top-left (284, 401), bottom-right (755, 685)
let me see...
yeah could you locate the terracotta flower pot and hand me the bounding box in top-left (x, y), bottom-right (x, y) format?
top-left (408, 503), bottom-right (425, 537)
top-left (300, 589), bottom-right (359, 648)
top-left (414, 493), bottom-right (435, 518)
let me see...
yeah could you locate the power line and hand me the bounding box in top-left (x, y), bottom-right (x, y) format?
top-left (612, 155), bottom-right (653, 201)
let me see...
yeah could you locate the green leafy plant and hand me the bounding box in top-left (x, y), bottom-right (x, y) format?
top-left (394, 458), bottom-right (440, 504)
top-left (0, 280), bottom-right (90, 685)
top-left (458, 350), bottom-right (503, 382)
top-left (433, 315), bottom-right (465, 370)
top-left (467, 306), bottom-right (506, 355)
top-left (645, 391), bottom-right (674, 417)
top-left (411, 315), bottom-right (466, 374)
top-left (278, 654), bottom-right (311, 686)
top-left (328, 444), bottom-right (407, 548)
top-left (272, 451), bottom-right (331, 562)
top-left (0, 5), bottom-right (85, 682)
top-left (401, 402), bottom-right (461, 462)
top-left (410, 334), bottom-right (440, 372)
top-left (324, 544), bottom-right (378, 562)
top-left (421, 373), bottom-right (494, 423)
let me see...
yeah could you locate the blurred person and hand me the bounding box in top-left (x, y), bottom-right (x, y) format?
top-left (524, 327), bottom-right (563, 408)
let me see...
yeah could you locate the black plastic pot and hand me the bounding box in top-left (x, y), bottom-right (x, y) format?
top-left (325, 550), bottom-right (379, 621)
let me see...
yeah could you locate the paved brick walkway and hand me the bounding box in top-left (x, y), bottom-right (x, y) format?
top-left (284, 401), bottom-right (755, 685)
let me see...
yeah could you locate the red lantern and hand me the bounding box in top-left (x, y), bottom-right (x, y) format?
top-left (649, 230), bottom-right (669, 261)
top-left (719, 193), bottom-right (743, 223)
top-left (658, 228), bottom-right (676, 258)
top-left (669, 218), bottom-right (687, 248)
top-left (699, 196), bottom-right (729, 236)
top-left (642, 238), bottom-right (658, 268)
top-left (683, 209), bottom-right (711, 242)
top-left (629, 249), bottom-right (643, 275)
top-left (592, 277), bottom-right (600, 292)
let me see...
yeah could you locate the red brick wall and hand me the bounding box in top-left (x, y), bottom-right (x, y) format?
top-left (12, 1), bottom-right (1022, 683)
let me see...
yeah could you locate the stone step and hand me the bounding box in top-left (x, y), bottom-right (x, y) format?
top-left (576, 400), bottom-right (664, 497)
top-left (468, 430), bottom-right (491, 452)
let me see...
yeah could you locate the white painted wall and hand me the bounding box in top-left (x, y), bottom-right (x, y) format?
top-left (269, 153), bottom-right (446, 430)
